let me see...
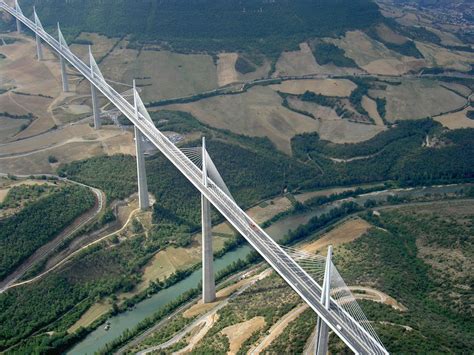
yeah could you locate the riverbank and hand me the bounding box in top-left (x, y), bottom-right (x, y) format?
top-left (68, 182), bottom-right (472, 354)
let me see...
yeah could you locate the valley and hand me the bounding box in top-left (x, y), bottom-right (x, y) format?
top-left (0, 0), bottom-right (473, 353)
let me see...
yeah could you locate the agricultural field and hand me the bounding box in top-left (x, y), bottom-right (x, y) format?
top-left (0, 34), bottom-right (60, 138)
top-left (370, 78), bottom-right (468, 122)
top-left (434, 107), bottom-right (474, 129)
top-left (0, 123), bottom-right (134, 174)
top-left (0, 32), bottom-right (110, 139)
top-left (99, 47), bottom-right (218, 102)
top-left (270, 78), bottom-right (357, 97)
top-left (416, 41), bottom-right (474, 72)
top-left (273, 42), bottom-right (322, 77)
top-left (164, 86), bottom-right (320, 154)
top-left (69, 32), bottom-right (121, 63)
top-left (326, 31), bottom-right (425, 75)
top-left (216, 52), bottom-right (239, 87)
top-left (163, 78), bottom-right (391, 152)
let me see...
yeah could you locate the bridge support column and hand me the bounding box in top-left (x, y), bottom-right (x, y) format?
top-left (315, 245), bottom-right (332, 355)
top-left (59, 56), bottom-right (69, 92)
top-left (16, 18), bottom-right (21, 33)
top-left (91, 84), bottom-right (101, 129)
top-left (35, 33), bottom-right (43, 61)
top-left (134, 126), bottom-right (149, 210)
top-left (202, 137), bottom-right (216, 303)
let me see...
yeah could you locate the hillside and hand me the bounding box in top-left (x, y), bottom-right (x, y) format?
top-left (19, 0), bottom-right (382, 55)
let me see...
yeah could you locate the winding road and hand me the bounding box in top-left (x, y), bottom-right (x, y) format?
top-left (0, 173), bottom-right (105, 293)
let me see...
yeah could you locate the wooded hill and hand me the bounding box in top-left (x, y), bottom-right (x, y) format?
top-left (20, 0), bottom-right (381, 55)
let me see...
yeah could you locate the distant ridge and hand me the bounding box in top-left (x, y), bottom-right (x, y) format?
top-left (16, 0), bottom-right (382, 55)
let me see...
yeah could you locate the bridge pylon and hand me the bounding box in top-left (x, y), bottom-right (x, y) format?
top-left (133, 80), bottom-right (150, 210)
top-left (201, 136), bottom-right (216, 303)
top-left (89, 46), bottom-right (101, 129)
top-left (315, 245), bottom-right (332, 355)
top-left (57, 23), bottom-right (69, 92)
top-left (14, 0), bottom-right (21, 33)
top-left (33, 7), bottom-right (43, 60)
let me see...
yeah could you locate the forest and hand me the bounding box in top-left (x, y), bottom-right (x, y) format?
top-left (312, 42), bottom-right (358, 68)
top-left (292, 120), bottom-right (474, 187)
top-left (2, 106), bottom-right (473, 352)
top-left (18, 0), bottom-right (382, 56)
top-left (333, 208), bottom-right (474, 353)
top-left (0, 185), bottom-right (95, 281)
top-left (59, 134), bottom-right (315, 241)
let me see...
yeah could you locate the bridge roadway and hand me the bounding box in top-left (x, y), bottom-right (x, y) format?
top-left (0, 2), bottom-right (387, 354)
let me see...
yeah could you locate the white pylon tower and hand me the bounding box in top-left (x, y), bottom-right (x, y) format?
top-left (57, 23), bottom-right (69, 92)
top-left (133, 80), bottom-right (150, 210)
top-left (89, 46), bottom-right (101, 129)
top-left (315, 245), bottom-right (333, 355)
top-left (33, 7), bottom-right (43, 60)
top-left (14, 0), bottom-right (21, 33)
top-left (201, 136), bottom-right (216, 303)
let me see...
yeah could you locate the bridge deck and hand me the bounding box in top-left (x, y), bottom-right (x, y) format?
top-left (0, 2), bottom-right (387, 353)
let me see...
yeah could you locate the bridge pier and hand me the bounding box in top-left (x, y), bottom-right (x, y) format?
top-left (90, 84), bottom-right (101, 129)
top-left (35, 33), bottom-right (43, 61)
top-left (315, 246), bottom-right (332, 355)
top-left (202, 137), bottom-right (216, 303)
top-left (134, 126), bottom-right (150, 210)
top-left (133, 81), bottom-right (149, 210)
top-left (59, 56), bottom-right (69, 92)
top-left (16, 18), bottom-right (21, 33)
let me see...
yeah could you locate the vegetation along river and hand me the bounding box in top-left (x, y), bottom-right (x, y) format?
top-left (68, 184), bottom-right (469, 354)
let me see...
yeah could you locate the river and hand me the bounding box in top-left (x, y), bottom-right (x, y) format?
top-left (68, 183), bottom-right (469, 354)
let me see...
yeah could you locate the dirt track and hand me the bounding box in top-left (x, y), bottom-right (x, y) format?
top-left (0, 175), bottom-right (105, 293)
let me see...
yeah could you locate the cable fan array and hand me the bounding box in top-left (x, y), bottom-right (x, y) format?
top-left (179, 146), bottom-right (234, 201)
top-left (281, 245), bottom-right (383, 346)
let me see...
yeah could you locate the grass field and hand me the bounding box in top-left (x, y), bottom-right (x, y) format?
top-left (287, 97), bottom-right (341, 120)
top-left (0, 124), bottom-right (134, 174)
top-left (327, 31), bottom-right (425, 75)
top-left (0, 117), bottom-right (29, 142)
top-left (375, 23), bottom-right (409, 45)
top-left (270, 78), bottom-right (356, 97)
top-left (100, 48), bottom-right (218, 102)
top-left (416, 41), bottom-right (474, 72)
top-left (68, 301), bottom-right (112, 333)
top-left (273, 42), bottom-right (321, 77)
top-left (302, 217), bottom-right (372, 254)
top-left (70, 32), bottom-right (120, 63)
top-left (370, 78), bottom-right (467, 122)
top-left (434, 108), bottom-right (474, 129)
top-left (165, 86), bottom-right (319, 153)
top-left (216, 53), bottom-right (238, 87)
top-left (317, 118), bottom-right (385, 144)
top-left (0, 35), bottom-right (60, 138)
top-left (362, 95), bottom-right (385, 126)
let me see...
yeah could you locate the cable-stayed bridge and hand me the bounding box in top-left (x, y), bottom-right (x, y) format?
top-left (0, 2), bottom-right (388, 353)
